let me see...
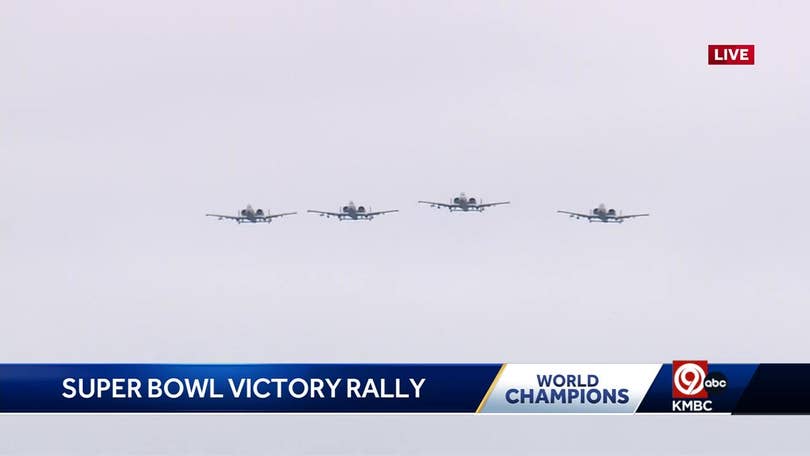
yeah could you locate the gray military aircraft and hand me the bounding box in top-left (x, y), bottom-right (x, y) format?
top-left (418, 192), bottom-right (510, 212)
top-left (308, 201), bottom-right (398, 221)
top-left (206, 205), bottom-right (297, 224)
top-left (557, 203), bottom-right (649, 223)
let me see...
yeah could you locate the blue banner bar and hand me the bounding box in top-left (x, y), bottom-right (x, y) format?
top-left (2, 363), bottom-right (810, 414)
top-left (0, 364), bottom-right (501, 413)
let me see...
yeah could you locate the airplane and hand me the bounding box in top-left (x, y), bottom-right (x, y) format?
top-left (307, 201), bottom-right (398, 221)
top-left (206, 205), bottom-right (297, 224)
top-left (418, 193), bottom-right (510, 212)
top-left (557, 203), bottom-right (649, 223)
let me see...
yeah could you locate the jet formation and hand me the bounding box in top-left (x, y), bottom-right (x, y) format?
top-left (206, 197), bottom-right (650, 224)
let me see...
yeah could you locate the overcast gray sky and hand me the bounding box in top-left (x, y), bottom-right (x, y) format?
top-left (2, 0), bottom-right (809, 454)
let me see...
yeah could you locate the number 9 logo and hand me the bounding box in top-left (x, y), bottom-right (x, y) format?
top-left (674, 362), bottom-right (707, 396)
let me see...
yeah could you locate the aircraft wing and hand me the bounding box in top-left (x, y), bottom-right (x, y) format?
top-left (307, 209), bottom-right (344, 217)
top-left (206, 213), bottom-right (245, 221)
top-left (477, 201), bottom-right (510, 208)
top-left (418, 200), bottom-right (455, 208)
top-left (267, 211), bottom-right (297, 219)
top-left (615, 213), bottom-right (650, 220)
top-left (363, 209), bottom-right (399, 216)
top-left (557, 210), bottom-right (593, 218)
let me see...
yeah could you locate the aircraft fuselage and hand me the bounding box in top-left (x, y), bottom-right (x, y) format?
top-left (451, 194), bottom-right (479, 211)
top-left (338, 203), bottom-right (371, 220)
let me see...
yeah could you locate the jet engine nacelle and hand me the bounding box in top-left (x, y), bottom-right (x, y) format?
top-left (357, 206), bottom-right (366, 213)
top-left (342, 206), bottom-right (350, 212)
top-left (593, 208), bottom-right (600, 214)
top-left (453, 197), bottom-right (461, 204)
top-left (468, 198), bottom-right (477, 205)
top-left (255, 209), bottom-right (264, 216)
top-left (241, 209), bottom-right (249, 216)
top-left (607, 209), bottom-right (616, 216)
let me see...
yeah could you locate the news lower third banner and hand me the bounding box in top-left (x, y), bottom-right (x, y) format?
top-left (0, 363), bottom-right (808, 414)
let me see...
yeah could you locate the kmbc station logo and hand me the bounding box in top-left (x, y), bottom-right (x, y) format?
top-left (671, 360), bottom-right (727, 412)
top-left (708, 44), bottom-right (755, 65)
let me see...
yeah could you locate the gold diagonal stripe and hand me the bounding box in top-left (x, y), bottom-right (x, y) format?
top-left (475, 363), bottom-right (507, 414)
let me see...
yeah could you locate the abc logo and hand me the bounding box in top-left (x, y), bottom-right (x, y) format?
top-left (704, 372), bottom-right (728, 395)
top-left (672, 361), bottom-right (727, 398)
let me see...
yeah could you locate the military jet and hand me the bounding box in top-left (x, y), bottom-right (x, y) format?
top-left (307, 201), bottom-right (398, 221)
top-left (418, 193), bottom-right (510, 212)
top-left (206, 205), bottom-right (297, 224)
top-left (557, 203), bottom-right (649, 223)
